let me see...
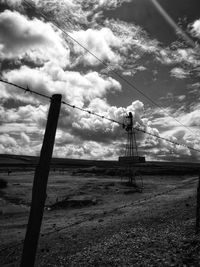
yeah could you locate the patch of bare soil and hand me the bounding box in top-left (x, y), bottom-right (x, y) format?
top-left (49, 196), bottom-right (98, 210)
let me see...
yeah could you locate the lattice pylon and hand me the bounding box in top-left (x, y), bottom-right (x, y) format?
top-left (125, 127), bottom-right (138, 157)
top-left (122, 112), bottom-right (142, 189)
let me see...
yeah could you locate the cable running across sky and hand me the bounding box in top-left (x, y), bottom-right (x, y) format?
top-left (22, 0), bottom-right (200, 140)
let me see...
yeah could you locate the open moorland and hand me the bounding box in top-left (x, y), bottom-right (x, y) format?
top-left (0, 154), bottom-right (200, 266)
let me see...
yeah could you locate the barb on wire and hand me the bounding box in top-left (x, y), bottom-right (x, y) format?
top-left (0, 79), bottom-right (51, 100)
top-left (24, 85), bottom-right (31, 94)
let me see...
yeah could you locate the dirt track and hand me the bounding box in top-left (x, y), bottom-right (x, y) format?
top-left (1, 174), bottom-right (200, 266)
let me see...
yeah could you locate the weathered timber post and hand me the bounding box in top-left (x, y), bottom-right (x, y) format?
top-left (196, 175), bottom-right (200, 234)
top-left (20, 94), bottom-right (62, 267)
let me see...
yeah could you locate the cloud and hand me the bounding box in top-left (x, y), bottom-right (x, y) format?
top-left (0, 132), bottom-right (42, 156)
top-left (92, 0), bottom-right (132, 10)
top-left (53, 140), bottom-right (121, 160)
top-left (69, 99), bottom-right (146, 145)
top-left (102, 19), bottom-right (160, 73)
top-left (31, 0), bottom-right (91, 31)
top-left (144, 99), bottom-right (200, 161)
top-left (0, 104), bottom-right (48, 124)
top-left (0, 10), bottom-right (69, 67)
top-left (122, 65), bottom-right (147, 76)
top-left (0, 103), bottom-right (48, 155)
top-left (3, 64), bottom-right (121, 106)
top-left (0, 60), bottom-right (150, 159)
top-left (71, 28), bottom-right (122, 66)
top-left (20, 132), bottom-right (30, 144)
top-left (170, 67), bottom-right (190, 79)
top-left (178, 110), bottom-right (200, 127)
top-left (0, 134), bottom-right (17, 147)
top-left (191, 19), bottom-right (200, 39)
top-left (70, 18), bottom-right (160, 74)
top-left (187, 83), bottom-right (200, 96)
top-left (21, 0), bottom-right (132, 32)
top-left (1, 0), bottom-right (23, 7)
top-left (177, 95), bottom-right (186, 101)
top-left (141, 125), bottom-right (200, 162)
top-left (157, 45), bottom-right (199, 67)
top-left (1, 63), bottom-right (124, 155)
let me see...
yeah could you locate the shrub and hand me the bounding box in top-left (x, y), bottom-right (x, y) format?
top-left (0, 178), bottom-right (7, 189)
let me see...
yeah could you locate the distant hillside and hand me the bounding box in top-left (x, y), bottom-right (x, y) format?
top-left (0, 154), bottom-right (117, 168)
top-left (0, 154), bottom-right (37, 165)
top-left (0, 154), bottom-right (200, 175)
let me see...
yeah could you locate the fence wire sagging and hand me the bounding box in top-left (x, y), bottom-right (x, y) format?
top-left (1, 78), bottom-right (200, 154)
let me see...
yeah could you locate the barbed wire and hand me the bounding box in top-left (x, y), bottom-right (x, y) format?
top-left (61, 100), bottom-right (200, 153)
top-left (0, 79), bottom-right (51, 100)
top-left (1, 78), bottom-right (200, 153)
top-left (22, 0), bottom-right (200, 140)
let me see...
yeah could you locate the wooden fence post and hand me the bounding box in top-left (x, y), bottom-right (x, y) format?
top-left (196, 175), bottom-right (200, 234)
top-left (20, 94), bottom-right (62, 267)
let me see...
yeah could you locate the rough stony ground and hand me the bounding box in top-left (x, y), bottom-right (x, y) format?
top-left (37, 192), bottom-right (200, 266)
top-left (1, 177), bottom-right (200, 266)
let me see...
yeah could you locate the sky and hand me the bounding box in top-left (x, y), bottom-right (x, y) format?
top-left (0, 0), bottom-right (200, 162)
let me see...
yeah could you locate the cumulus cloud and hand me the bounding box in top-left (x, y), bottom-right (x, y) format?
top-left (69, 100), bottom-right (145, 144)
top-left (170, 67), bottom-right (190, 79)
top-left (3, 64), bottom-right (121, 106)
top-left (70, 18), bottom-right (160, 73)
top-left (0, 132), bottom-right (42, 156)
top-left (177, 95), bottom-right (186, 101)
top-left (1, 0), bottom-right (23, 7)
top-left (20, 132), bottom-right (30, 144)
top-left (0, 10), bottom-right (69, 67)
top-left (91, 0), bottom-right (132, 10)
top-left (157, 45), bottom-right (200, 68)
top-left (191, 19), bottom-right (200, 39)
top-left (0, 134), bottom-right (17, 147)
top-left (53, 140), bottom-right (121, 160)
top-left (1, 61), bottom-right (124, 157)
top-left (71, 28), bottom-right (122, 66)
top-left (0, 104), bottom-right (48, 124)
top-left (141, 125), bottom-right (200, 162)
top-left (145, 100), bottom-right (200, 161)
top-left (178, 110), bottom-right (200, 127)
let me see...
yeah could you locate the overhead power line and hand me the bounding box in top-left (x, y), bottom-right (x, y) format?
top-left (22, 0), bottom-right (199, 139)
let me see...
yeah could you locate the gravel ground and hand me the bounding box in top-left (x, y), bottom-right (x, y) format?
top-left (2, 178), bottom-right (200, 267)
top-left (37, 185), bottom-right (200, 267)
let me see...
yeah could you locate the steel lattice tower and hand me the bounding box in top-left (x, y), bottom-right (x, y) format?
top-left (124, 112), bottom-right (138, 157)
top-left (119, 111), bottom-right (144, 190)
